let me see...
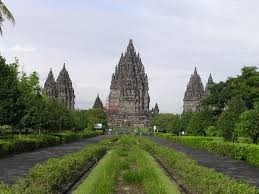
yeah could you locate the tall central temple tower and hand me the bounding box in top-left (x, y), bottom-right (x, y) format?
top-left (107, 39), bottom-right (155, 127)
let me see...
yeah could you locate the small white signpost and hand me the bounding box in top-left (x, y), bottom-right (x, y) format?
top-left (153, 126), bottom-right (157, 133)
top-left (94, 123), bottom-right (102, 129)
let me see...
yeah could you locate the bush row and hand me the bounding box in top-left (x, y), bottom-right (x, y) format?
top-left (156, 133), bottom-right (259, 166)
top-left (49, 129), bottom-right (103, 143)
top-left (0, 137), bottom-right (117, 194)
top-left (0, 129), bottom-right (104, 157)
top-left (140, 138), bottom-right (259, 194)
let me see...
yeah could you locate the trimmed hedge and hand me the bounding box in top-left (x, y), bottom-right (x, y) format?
top-left (49, 130), bottom-right (104, 143)
top-left (0, 135), bottom-right (61, 157)
top-left (140, 138), bottom-right (259, 194)
top-left (157, 133), bottom-right (259, 166)
top-left (0, 129), bottom-right (104, 157)
top-left (0, 138), bottom-right (116, 194)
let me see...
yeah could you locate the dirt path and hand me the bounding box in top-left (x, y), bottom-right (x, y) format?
top-left (147, 136), bottom-right (259, 188)
top-left (0, 135), bottom-right (111, 185)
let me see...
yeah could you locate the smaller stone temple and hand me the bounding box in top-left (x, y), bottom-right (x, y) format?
top-left (183, 67), bottom-right (213, 112)
top-left (44, 64), bottom-right (75, 110)
top-left (93, 94), bottom-right (104, 109)
top-left (151, 103), bottom-right (159, 117)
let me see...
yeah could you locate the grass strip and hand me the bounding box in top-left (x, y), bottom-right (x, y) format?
top-left (74, 136), bottom-right (181, 194)
top-left (73, 150), bottom-right (119, 194)
top-left (140, 137), bottom-right (259, 194)
top-left (157, 133), bottom-right (259, 166)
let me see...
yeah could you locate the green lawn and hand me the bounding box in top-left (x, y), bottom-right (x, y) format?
top-left (74, 137), bottom-right (180, 194)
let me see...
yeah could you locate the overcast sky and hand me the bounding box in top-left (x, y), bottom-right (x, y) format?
top-left (0, 0), bottom-right (259, 113)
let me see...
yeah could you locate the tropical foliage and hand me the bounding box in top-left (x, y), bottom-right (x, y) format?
top-left (153, 66), bottom-right (259, 143)
top-left (0, 55), bottom-right (107, 136)
top-left (0, 0), bottom-right (15, 35)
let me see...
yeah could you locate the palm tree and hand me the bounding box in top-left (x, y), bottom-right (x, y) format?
top-left (0, 0), bottom-right (15, 35)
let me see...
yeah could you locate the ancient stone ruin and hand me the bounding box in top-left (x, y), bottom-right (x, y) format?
top-left (106, 39), bottom-right (158, 127)
top-left (44, 64), bottom-right (75, 110)
top-left (183, 67), bottom-right (213, 112)
top-left (93, 94), bottom-right (104, 109)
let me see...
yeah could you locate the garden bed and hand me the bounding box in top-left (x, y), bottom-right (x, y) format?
top-left (156, 133), bottom-right (259, 166)
top-left (0, 129), bottom-right (104, 157)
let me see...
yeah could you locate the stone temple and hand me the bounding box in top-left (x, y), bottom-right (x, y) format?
top-left (93, 94), bottom-right (104, 109)
top-left (106, 39), bottom-right (158, 127)
top-left (44, 64), bottom-right (75, 110)
top-left (183, 67), bottom-right (213, 112)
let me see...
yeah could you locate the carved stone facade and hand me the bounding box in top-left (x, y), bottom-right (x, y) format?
top-left (106, 39), bottom-right (156, 127)
top-left (44, 64), bottom-right (75, 110)
top-left (93, 94), bottom-right (104, 109)
top-left (183, 67), bottom-right (213, 112)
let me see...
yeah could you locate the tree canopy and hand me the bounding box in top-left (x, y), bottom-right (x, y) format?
top-left (0, 55), bottom-right (107, 135)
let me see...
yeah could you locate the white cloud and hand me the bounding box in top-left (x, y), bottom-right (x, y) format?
top-left (10, 45), bottom-right (36, 52)
top-left (0, 45), bottom-right (36, 53)
top-left (1, 0), bottom-right (258, 113)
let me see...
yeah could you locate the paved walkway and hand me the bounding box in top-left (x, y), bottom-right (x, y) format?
top-left (0, 135), bottom-right (111, 184)
top-left (147, 136), bottom-right (259, 188)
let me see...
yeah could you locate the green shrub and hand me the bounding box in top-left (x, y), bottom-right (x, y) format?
top-left (79, 129), bottom-right (104, 138)
top-left (140, 138), bottom-right (258, 194)
top-left (0, 130), bottom-right (103, 157)
top-left (237, 137), bottom-right (252, 144)
top-left (8, 138), bottom-right (115, 194)
top-left (49, 131), bottom-right (80, 143)
top-left (0, 181), bottom-right (12, 194)
top-left (0, 135), bottom-right (61, 157)
top-left (157, 134), bottom-right (259, 166)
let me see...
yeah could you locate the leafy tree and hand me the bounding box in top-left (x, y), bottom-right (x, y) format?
top-left (205, 126), bottom-right (218, 137)
top-left (151, 114), bottom-right (181, 134)
top-left (204, 66), bottom-right (259, 115)
top-left (152, 114), bottom-right (175, 132)
top-left (73, 110), bottom-right (88, 131)
top-left (217, 96), bottom-right (246, 141)
top-left (86, 108), bottom-right (107, 129)
top-left (236, 104), bottom-right (259, 144)
top-left (203, 81), bottom-right (227, 115)
top-left (0, 0), bottom-right (15, 35)
top-left (18, 95), bottom-right (46, 133)
top-left (187, 109), bottom-right (215, 136)
top-left (170, 114), bottom-right (181, 135)
top-left (18, 71), bottom-right (42, 132)
top-left (0, 56), bottom-right (24, 132)
top-left (179, 112), bottom-right (194, 132)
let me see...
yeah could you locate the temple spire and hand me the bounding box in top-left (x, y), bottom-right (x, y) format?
top-left (126, 39), bottom-right (135, 53)
top-left (62, 63), bottom-right (67, 71)
top-left (153, 103), bottom-right (159, 116)
top-left (208, 73), bottom-right (213, 83)
top-left (44, 68), bottom-right (56, 98)
top-left (45, 68), bottom-right (55, 84)
top-left (93, 94), bottom-right (104, 109)
top-left (205, 73), bottom-right (214, 96)
top-left (194, 67), bottom-right (198, 75)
